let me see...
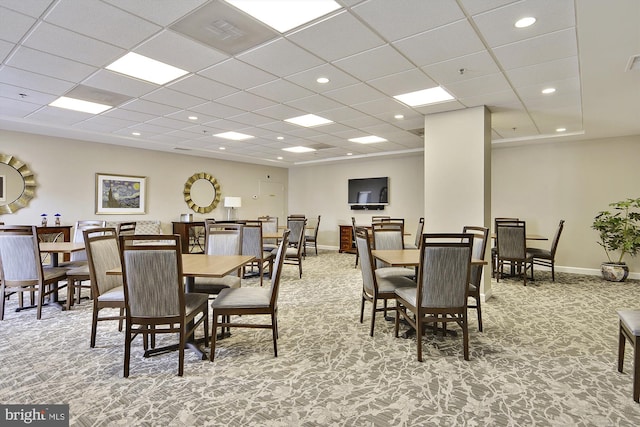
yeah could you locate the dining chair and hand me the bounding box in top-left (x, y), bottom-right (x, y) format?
top-left (209, 229), bottom-right (290, 361)
top-left (83, 227), bottom-right (126, 347)
top-left (405, 217), bottom-right (424, 249)
top-left (394, 233), bottom-right (473, 361)
top-left (527, 219), bottom-right (565, 281)
top-left (371, 221), bottom-right (414, 279)
top-left (258, 215), bottom-right (278, 252)
top-left (491, 217), bottom-right (519, 277)
top-left (351, 217), bottom-right (359, 268)
top-left (116, 221), bottom-right (136, 236)
top-left (617, 309), bottom-right (640, 402)
top-left (304, 215), bottom-right (321, 256)
top-left (241, 223), bottom-right (273, 287)
top-left (495, 220), bottom-right (533, 286)
top-left (355, 227), bottom-right (416, 337)
top-left (192, 221), bottom-right (243, 295)
top-left (0, 225), bottom-right (67, 320)
top-left (281, 217), bottom-right (306, 278)
top-left (64, 220), bottom-right (106, 310)
top-left (119, 234), bottom-right (209, 377)
top-left (463, 225), bottom-right (489, 332)
top-left (371, 215), bottom-right (390, 222)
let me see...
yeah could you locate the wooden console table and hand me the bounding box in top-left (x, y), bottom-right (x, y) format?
top-left (339, 225), bottom-right (356, 254)
top-left (172, 221), bottom-right (205, 254)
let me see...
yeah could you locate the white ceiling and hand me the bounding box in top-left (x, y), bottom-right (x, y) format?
top-left (0, 0), bottom-right (638, 167)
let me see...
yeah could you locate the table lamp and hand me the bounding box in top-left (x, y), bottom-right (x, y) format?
top-left (224, 196), bottom-right (242, 221)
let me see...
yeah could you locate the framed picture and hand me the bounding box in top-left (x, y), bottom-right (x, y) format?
top-left (0, 175), bottom-right (5, 202)
top-left (95, 173), bottom-right (146, 214)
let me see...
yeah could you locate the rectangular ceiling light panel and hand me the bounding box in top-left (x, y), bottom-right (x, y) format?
top-left (282, 146), bottom-right (316, 153)
top-left (213, 131), bottom-right (255, 140)
top-left (394, 86), bottom-right (455, 107)
top-left (106, 52), bottom-right (188, 85)
top-left (348, 136), bottom-right (387, 144)
top-left (225, 0), bottom-right (341, 33)
top-left (284, 114), bottom-right (333, 127)
top-left (49, 97), bottom-right (112, 114)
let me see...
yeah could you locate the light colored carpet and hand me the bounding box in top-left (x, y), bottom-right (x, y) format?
top-left (1, 250), bottom-right (640, 426)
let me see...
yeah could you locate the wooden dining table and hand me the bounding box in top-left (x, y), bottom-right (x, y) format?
top-left (39, 242), bottom-right (86, 309)
top-left (371, 248), bottom-right (488, 267)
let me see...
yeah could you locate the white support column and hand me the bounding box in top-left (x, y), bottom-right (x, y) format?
top-left (424, 106), bottom-right (492, 299)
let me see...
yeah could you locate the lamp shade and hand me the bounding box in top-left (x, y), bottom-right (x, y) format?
top-left (224, 196), bottom-right (242, 208)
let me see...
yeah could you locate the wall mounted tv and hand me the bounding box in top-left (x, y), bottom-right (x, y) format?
top-left (348, 177), bottom-right (388, 209)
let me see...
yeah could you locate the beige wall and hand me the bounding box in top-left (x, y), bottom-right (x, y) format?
top-left (288, 154), bottom-right (425, 249)
top-left (0, 130), bottom-right (288, 229)
top-left (492, 134), bottom-right (640, 276)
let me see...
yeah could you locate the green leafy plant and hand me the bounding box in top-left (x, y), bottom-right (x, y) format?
top-left (592, 197), bottom-right (640, 263)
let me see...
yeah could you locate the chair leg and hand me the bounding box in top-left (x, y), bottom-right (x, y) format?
top-left (210, 313), bottom-right (218, 362)
top-left (359, 296), bottom-right (365, 324)
top-left (619, 325), bottom-right (626, 373)
top-left (91, 306), bottom-right (99, 348)
top-left (37, 284), bottom-right (44, 320)
top-left (178, 328), bottom-right (185, 377)
top-left (634, 336), bottom-right (640, 402)
top-left (476, 297), bottom-right (483, 332)
top-left (417, 315), bottom-right (423, 362)
top-left (66, 279), bottom-right (74, 311)
top-left (369, 298), bottom-right (377, 337)
top-left (271, 312), bottom-right (278, 357)
top-left (462, 314), bottom-right (469, 361)
top-left (551, 261), bottom-right (556, 281)
top-left (124, 322), bottom-right (132, 378)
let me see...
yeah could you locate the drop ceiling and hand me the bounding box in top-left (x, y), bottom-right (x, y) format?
top-left (0, 0), bottom-right (638, 167)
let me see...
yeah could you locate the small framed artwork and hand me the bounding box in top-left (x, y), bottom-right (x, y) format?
top-left (0, 175), bottom-right (5, 202)
top-left (95, 173), bottom-right (146, 214)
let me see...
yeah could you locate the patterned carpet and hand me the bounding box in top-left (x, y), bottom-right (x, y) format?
top-left (1, 250), bottom-right (640, 426)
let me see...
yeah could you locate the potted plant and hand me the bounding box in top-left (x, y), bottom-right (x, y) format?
top-left (592, 197), bottom-right (640, 281)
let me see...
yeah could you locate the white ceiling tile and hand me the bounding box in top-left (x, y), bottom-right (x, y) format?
top-left (0, 40), bottom-right (14, 63)
top-left (516, 77), bottom-right (580, 108)
top-left (352, 0), bottom-right (465, 41)
top-left (247, 79), bottom-right (315, 103)
top-left (165, 110), bottom-right (219, 125)
top-left (412, 100), bottom-right (466, 115)
top-left (119, 99), bottom-right (180, 116)
top-left (227, 112), bottom-right (276, 127)
top-left (27, 105), bottom-right (92, 124)
top-left (146, 116), bottom-right (193, 130)
top-left (7, 47), bottom-right (97, 82)
top-left (458, 0), bottom-right (520, 15)
top-left (0, 6), bottom-right (37, 43)
top-left (136, 30), bottom-right (229, 73)
top-left (167, 75), bottom-right (237, 100)
top-left (44, 0), bottom-right (161, 49)
top-left (492, 28), bottom-right (577, 70)
top-left (0, 96), bottom-right (43, 117)
top-left (444, 73), bottom-right (511, 99)
top-left (191, 101), bottom-right (245, 119)
top-left (84, 70), bottom-right (157, 98)
top-left (352, 97), bottom-right (408, 116)
top-left (0, 82), bottom-right (57, 106)
top-left (491, 107), bottom-right (538, 137)
top-left (340, 115), bottom-right (386, 129)
top-left (102, 107), bottom-right (156, 123)
top-left (253, 104), bottom-right (305, 121)
top-left (333, 45), bottom-right (414, 81)
top-left (0, 66), bottom-right (74, 95)
top-left (285, 63), bottom-right (359, 92)
top-left (367, 69), bottom-right (436, 97)
top-left (141, 88), bottom-right (207, 109)
top-left (472, 0), bottom-right (575, 48)
top-left (216, 91), bottom-right (277, 111)
top-left (287, 10), bottom-right (384, 61)
top-left (23, 22), bottom-right (125, 67)
top-left (318, 106), bottom-right (367, 122)
top-left (237, 38), bottom-right (324, 77)
top-left (1, 0), bottom-right (55, 17)
top-left (421, 50), bottom-right (501, 84)
top-left (458, 90), bottom-right (521, 109)
top-left (103, 0), bottom-right (208, 26)
top-left (506, 56), bottom-right (579, 88)
top-left (199, 59), bottom-right (277, 89)
top-left (393, 20), bottom-right (485, 67)
top-left (286, 94), bottom-right (345, 113)
top-left (323, 83), bottom-right (385, 105)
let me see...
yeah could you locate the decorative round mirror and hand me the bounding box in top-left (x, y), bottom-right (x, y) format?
top-left (0, 153), bottom-right (36, 214)
top-left (183, 172), bottom-right (220, 214)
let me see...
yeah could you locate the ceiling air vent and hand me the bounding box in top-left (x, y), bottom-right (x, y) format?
top-left (308, 143), bottom-right (334, 150)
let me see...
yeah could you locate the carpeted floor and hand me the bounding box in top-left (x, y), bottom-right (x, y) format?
top-left (1, 250), bottom-right (640, 426)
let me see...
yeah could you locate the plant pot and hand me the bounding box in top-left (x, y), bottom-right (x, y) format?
top-left (601, 262), bottom-right (629, 282)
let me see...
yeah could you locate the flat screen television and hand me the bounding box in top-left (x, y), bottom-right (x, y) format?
top-left (348, 177), bottom-right (389, 205)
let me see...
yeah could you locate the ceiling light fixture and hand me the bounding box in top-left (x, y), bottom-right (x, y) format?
top-left (393, 86), bottom-right (454, 107)
top-left (316, 77), bottom-right (330, 84)
top-left (348, 136), bottom-right (387, 144)
top-left (394, 114), bottom-right (404, 119)
top-left (282, 146), bottom-right (316, 153)
top-left (285, 114), bottom-right (333, 127)
top-left (277, 136), bottom-right (284, 140)
top-left (277, 156), bottom-right (283, 160)
top-left (131, 132), bottom-right (141, 136)
top-left (49, 96), bottom-right (112, 114)
top-left (515, 17), bottom-right (536, 28)
top-left (188, 116), bottom-right (198, 120)
top-left (106, 52), bottom-right (188, 85)
top-left (556, 127), bottom-right (567, 132)
top-left (213, 131), bottom-right (255, 140)
top-left (542, 88), bottom-right (556, 94)
top-left (219, 147), bottom-right (226, 150)
top-left (224, 0), bottom-right (341, 33)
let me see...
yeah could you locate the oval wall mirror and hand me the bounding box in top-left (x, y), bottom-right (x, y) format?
top-left (183, 172), bottom-right (220, 214)
top-left (0, 153), bottom-right (36, 214)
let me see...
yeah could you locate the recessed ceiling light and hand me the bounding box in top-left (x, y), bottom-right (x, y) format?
top-left (393, 86), bottom-right (454, 107)
top-left (277, 136), bottom-right (284, 140)
top-left (219, 147), bottom-right (226, 150)
top-left (346, 152), bottom-right (353, 156)
top-left (348, 136), bottom-right (387, 144)
top-left (49, 96), bottom-right (112, 114)
top-left (394, 114), bottom-right (404, 119)
top-left (224, 0), bottom-right (341, 33)
top-left (316, 77), bottom-right (330, 84)
top-left (213, 131), bottom-right (254, 141)
top-left (131, 132), bottom-right (141, 136)
top-left (542, 88), bottom-right (556, 94)
top-left (556, 127), bottom-right (567, 132)
top-left (515, 17), bottom-right (536, 28)
top-left (285, 114), bottom-right (333, 127)
top-left (106, 52), bottom-right (188, 85)
top-left (282, 146), bottom-right (316, 153)
top-left (188, 116), bottom-right (198, 120)
top-left (277, 156), bottom-right (283, 160)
